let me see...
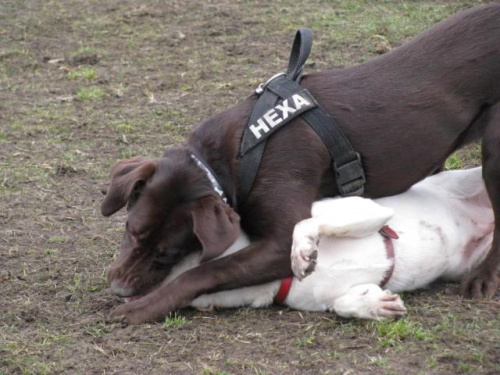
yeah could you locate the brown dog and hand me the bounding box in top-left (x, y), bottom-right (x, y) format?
top-left (102, 5), bottom-right (500, 324)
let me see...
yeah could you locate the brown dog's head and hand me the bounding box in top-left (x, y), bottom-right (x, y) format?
top-left (101, 148), bottom-right (240, 298)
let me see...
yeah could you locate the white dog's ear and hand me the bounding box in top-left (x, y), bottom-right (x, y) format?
top-left (312, 197), bottom-right (394, 238)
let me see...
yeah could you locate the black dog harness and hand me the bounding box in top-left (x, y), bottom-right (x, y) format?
top-left (237, 28), bottom-right (365, 204)
top-left (191, 29), bottom-right (365, 207)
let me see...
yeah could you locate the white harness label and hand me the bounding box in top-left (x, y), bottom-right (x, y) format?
top-left (249, 93), bottom-right (315, 140)
top-left (239, 88), bottom-right (317, 156)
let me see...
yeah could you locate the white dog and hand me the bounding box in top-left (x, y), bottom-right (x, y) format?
top-left (164, 167), bottom-right (493, 320)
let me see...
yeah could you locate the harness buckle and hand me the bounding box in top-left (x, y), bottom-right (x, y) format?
top-left (255, 72), bottom-right (286, 94)
top-left (334, 153), bottom-right (366, 196)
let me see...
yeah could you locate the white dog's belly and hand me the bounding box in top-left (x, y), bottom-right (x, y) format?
top-left (383, 218), bottom-right (461, 292)
top-left (286, 235), bottom-right (390, 311)
top-left (286, 216), bottom-right (461, 310)
top-left (373, 178), bottom-right (493, 291)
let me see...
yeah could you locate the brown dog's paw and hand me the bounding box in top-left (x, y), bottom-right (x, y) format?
top-left (460, 268), bottom-right (500, 299)
top-left (110, 298), bottom-right (163, 325)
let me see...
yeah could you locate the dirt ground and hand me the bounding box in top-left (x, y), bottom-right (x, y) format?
top-left (1, 0), bottom-right (499, 374)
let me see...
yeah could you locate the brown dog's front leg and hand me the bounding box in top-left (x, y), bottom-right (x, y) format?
top-left (461, 227), bottom-right (500, 298)
top-left (110, 239), bottom-right (291, 324)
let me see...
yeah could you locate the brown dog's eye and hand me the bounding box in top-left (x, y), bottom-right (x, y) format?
top-left (126, 222), bottom-right (152, 244)
top-left (136, 230), bottom-right (151, 242)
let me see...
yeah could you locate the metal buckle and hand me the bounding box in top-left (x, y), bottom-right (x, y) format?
top-left (255, 72), bottom-right (286, 94)
top-left (334, 153), bottom-right (366, 196)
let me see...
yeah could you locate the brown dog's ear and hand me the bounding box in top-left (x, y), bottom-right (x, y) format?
top-left (101, 157), bottom-right (157, 217)
top-left (192, 196), bottom-right (241, 262)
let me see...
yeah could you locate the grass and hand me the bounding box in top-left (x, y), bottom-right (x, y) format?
top-left (307, 1), bottom-right (467, 67)
top-left (0, 48), bottom-right (39, 76)
top-left (77, 86), bottom-right (106, 101)
top-left (368, 355), bottom-right (388, 368)
top-left (68, 67), bottom-right (97, 80)
top-left (70, 46), bottom-right (97, 57)
top-left (114, 122), bottom-right (135, 133)
top-left (426, 355), bottom-right (438, 369)
top-left (445, 151), bottom-right (463, 170)
top-left (0, 161), bottom-right (53, 196)
top-left (44, 248), bottom-right (58, 255)
top-left (458, 361), bottom-right (476, 373)
top-left (163, 312), bottom-right (187, 329)
top-left (48, 236), bottom-right (70, 244)
top-left (202, 369), bottom-right (230, 375)
top-left (371, 318), bottom-right (434, 348)
top-left (84, 323), bottom-right (111, 338)
top-left (297, 328), bottom-right (316, 347)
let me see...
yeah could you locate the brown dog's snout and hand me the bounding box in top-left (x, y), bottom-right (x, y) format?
top-left (106, 262), bottom-right (121, 284)
top-left (110, 278), bottom-right (138, 298)
top-left (107, 264), bottom-right (141, 297)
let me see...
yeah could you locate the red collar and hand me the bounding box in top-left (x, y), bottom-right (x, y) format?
top-left (379, 225), bottom-right (398, 288)
top-left (274, 277), bottom-right (293, 305)
top-left (274, 225), bottom-right (399, 305)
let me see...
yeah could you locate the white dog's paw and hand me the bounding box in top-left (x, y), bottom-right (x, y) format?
top-left (333, 285), bottom-right (407, 320)
top-left (373, 290), bottom-right (407, 319)
top-left (291, 236), bottom-right (318, 280)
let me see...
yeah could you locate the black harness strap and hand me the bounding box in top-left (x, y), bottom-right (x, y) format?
top-left (286, 28), bottom-right (313, 82)
top-left (237, 28), bottom-right (365, 205)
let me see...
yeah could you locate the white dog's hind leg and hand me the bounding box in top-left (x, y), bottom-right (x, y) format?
top-left (311, 197), bottom-right (394, 238)
top-left (332, 284), bottom-right (407, 320)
